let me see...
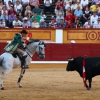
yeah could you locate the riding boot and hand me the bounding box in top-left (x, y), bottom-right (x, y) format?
top-left (21, 55), bottom-right (29, 69)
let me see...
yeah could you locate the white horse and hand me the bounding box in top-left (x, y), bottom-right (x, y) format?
top-left (0, 39), bottom-right (46, 90)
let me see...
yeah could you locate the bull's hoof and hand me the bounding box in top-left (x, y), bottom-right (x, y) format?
top-left (87, 87), bottom-right (90, 90)
top-left (1, 87), bottom-right (4, 90)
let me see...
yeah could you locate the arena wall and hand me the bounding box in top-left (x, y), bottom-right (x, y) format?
top-left (0, 28), bottom-right (100, 43)
top-left (0, 28), bottom-right (100, 67)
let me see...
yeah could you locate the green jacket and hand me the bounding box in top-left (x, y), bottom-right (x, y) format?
top-left (4, 33), bottom-right (24, 54)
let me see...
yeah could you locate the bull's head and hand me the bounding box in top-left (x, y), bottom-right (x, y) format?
top-left (66, 58), bottom-right (75, 71)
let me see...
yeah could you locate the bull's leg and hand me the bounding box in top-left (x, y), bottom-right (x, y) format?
top-left (86, 78), bottom-right (92, 90)
top-left (86, 82), bottom-right (90, 90)
top-left (88, 78), bottom-right (92, 88)
top-left (84, 80), bottom-right (90, 90)
top-left (17, 69), bottom-right (25, 88)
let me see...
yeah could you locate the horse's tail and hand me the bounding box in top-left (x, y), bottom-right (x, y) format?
top-left (0, 56), bottom-right (4, 65)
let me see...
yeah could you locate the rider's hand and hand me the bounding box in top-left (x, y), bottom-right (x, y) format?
top-left (23, 43), bottom-right (26, 48)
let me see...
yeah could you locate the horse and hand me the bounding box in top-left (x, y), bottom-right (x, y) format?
top-left (0, 39), bottom-right (46, 90)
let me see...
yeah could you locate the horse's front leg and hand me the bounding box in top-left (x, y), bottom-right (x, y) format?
top-left (17, 69), bottom-right (25, 88)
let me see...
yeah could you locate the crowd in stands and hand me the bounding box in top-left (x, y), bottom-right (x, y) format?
top-left (0, 0), bottom-right (100, 28)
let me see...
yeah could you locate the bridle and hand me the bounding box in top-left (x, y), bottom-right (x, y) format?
top-left (25, 40), bottom-right (45, 58)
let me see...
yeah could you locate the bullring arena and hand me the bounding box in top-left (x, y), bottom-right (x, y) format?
top-left (0, 63), bottom-right (100, 100)
top-left (1, 28), bottom-right (100, 100)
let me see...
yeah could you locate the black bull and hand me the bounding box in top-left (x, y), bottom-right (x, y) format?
top-left (66, 56), bottom-right (100, 90)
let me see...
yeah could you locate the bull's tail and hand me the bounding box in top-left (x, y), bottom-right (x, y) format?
top-left (0, 56), bottom-right (4, 65)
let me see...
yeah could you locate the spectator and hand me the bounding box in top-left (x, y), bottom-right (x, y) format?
top-left (1, 5), bottom-right (8, 15)
top-left (81, 6), bottom-right (92, 24)
top-left (0, 18), bottom-right (6, 27)
top-left (55, 6), bottom-right (64, 16)
top-left (14, 0), bottom-right (23, 13)
top-left (22, 0), bottom-right (29, 8)
top-left (4, 0), bottom-right (12, 7)
top-left (64, 0), bottom-right (71, 10)
top-left (0, 1), bottom-right (5, 11)
top-left (74, 0), bottom-right (82, 10)
top-left (21, 0), bottom-right (29, 17)
top-left (0, 11), bottom-right (8, 25)
top-left (65, 11), bottom-right (75, 23)
top-left (56, 13), bottom-right (64, 23)
top-left (31, 19), bottom-right (40, 28)
top-left (93, 17), bottom-right (100, 28)
top-left (66, 20), bottom-right (73, 28)
top-left (32, 4), bottom-right (42, 15)
top-left (66, 7), bottom-right (73, 15)
top-left (17, 12), bottom-right (23, 21)
top-left (70, 0), bottom-right (76, 11)
top-left (12, 0), bottom-right (22, 5)
top-left (90, 2), bottom-right (100, 12)
top-left (95, 2), bottom-right (100, 12)
top-left (29, 0), bottom-right (39, 10)
top-left (40, 18), bottom-right (47, 28)
top-left (24, 5), bottom-right (32, 19)
top-left (22, 17), bottom-right (31, 28)
top-left (83, 18), bottom-right (92, 28)
top-left (7, 1), bottom-right (13, 10)
top-left (55, 0), bottom-right (63, 14)
top-left (80, 0), bottom-right (88, 10)
top-left (90, 11), bottom-right (98, 25)
top-left (8, 12), bottom-right (16, 27)
top-left (49, 18), bottom-right (57, 28)
top-left (8, 5), bottom-right (16, 15)
top-left (74, 18), bottom-right (83, 28)
top-left (74, 6), bottom-right (83, 18)
top-left (44, 0), bottom-right (52, 14)
top-left (31, 12), bottom-right (42, 23)
top-left (57, 18), bottom-right (66, 28)
top-left (13, 16), bottom-right (22, 27)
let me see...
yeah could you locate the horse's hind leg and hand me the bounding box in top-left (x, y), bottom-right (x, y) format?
top-left (17, 69), bottom-right (25, 88)
top-left (0, 72), bottom-right (5, 90)
top-left (0, 80), bottom-right (4, 90)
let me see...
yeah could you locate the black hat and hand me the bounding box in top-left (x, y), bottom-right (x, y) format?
top-left (20, 29), bottom-right (28, 34)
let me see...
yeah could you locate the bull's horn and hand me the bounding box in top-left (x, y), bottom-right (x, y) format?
top-left (68, 58), bottom-right (74, 61)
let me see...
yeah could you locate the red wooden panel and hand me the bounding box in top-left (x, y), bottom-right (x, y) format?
top-left (1, 43), bottom-right (100, 61)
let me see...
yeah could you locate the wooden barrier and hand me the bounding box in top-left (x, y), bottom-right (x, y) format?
top-left (0, 28), bottom-right (100, 43)
top-left (0, 28), bottom-right (55, 42)
top-left (63, 29), bottom-right (100, 43)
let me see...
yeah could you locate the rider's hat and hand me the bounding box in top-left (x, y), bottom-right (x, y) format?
top-left (20, 29), bottom-right (28, 34)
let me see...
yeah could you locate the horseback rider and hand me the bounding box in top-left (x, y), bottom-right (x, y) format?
top-left (4, 29), bottom-right (29, 69)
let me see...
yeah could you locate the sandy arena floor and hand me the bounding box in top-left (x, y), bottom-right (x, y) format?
top-left (0, 67), bottom-right (100, 100)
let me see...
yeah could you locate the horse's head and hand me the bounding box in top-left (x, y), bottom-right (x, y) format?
top-left (35, 41), bottom-right (46, 59)
top-left (27, 39), bottom-right (46, 59)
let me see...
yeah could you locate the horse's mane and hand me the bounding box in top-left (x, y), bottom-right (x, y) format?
top-left (27, 39), bottom-right (40, 45)
top-left (27, 39), bottom-right (46, 47)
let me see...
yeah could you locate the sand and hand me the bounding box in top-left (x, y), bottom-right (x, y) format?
top-left (0, 67), bottom-right (100, 100)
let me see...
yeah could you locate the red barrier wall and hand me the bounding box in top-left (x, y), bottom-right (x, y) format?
top-left (1, 43), bottom-right (100, 61)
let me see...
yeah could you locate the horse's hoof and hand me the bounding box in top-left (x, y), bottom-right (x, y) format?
top-left (19, 85), bottom-right (22, 88)
top-left (1, 87), bottom-right (4, 90)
